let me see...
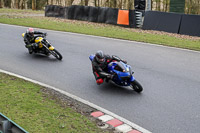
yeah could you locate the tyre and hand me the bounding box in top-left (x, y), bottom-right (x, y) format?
top-left (52, 49), bottom-right (62, 60)
top-left (45, 52), bottom-right (51, 56)
top-left (130, 80), bottom-right (143, 93)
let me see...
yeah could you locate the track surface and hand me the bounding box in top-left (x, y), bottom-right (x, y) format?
top-left (1, 24), bottom-right (200, 133)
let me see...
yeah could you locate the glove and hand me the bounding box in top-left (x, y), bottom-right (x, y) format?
top-left (32, 43), bottom-right (38, 49)
top-left (25, 44), bottom-right (32, 48)
top-left (44, 33), bottom-right (47, 36)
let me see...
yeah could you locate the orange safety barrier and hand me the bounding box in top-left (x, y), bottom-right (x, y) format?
top-left (117, 10), bottom-right (129, 25)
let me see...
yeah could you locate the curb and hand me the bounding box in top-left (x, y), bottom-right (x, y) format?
top-left (0, 69), bottom-right (151, 133)
top-left (91, 111), bottom-right (142, 133)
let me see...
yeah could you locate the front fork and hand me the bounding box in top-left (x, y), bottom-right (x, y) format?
top-left (130, 76), bottom-right (135, 85)
top-left (42, 43), bottom-right (54, 55)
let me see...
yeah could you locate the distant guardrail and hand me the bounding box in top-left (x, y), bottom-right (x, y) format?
top-left (45, 5), bottom-right (200, 37)
top-left (142, 11), bottom-right (200, 37)
top-left (45, 5), bottom-right (143, 28)
top-left (0, 113), bottom-right (28, 133)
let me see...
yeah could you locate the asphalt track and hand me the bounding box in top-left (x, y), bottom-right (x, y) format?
top-left (0, 24), bottom-right (200, 133)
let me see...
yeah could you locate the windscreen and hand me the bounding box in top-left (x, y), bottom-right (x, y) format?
top-left (114, 62), bottom-right (126, 72)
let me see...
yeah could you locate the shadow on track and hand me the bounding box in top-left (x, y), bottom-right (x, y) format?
top-left (25, 53), bottom-right (62, 62)
top-left (95, 81), bottom-right (143, 96)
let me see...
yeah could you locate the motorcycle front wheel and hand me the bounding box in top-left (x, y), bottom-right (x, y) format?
top-left (130, 80), bottom-right (143, 93)
top-left (51, 49), bottom-right (62, 60)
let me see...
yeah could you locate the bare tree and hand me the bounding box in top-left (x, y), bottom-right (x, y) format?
top-left (118, 0), bottom-right (123, 9)
top-left (94, 0), bottom-right (97, 6)
top-left (2, 0), bottom-right (197, 14)
top-left (15, 0), bottom-right (19, 8)
top-left (66, 0), bottom-right (74, 6)
top-left (164, 0), bottom-right (169, 12)
top-left (127, 0), bottom-right (133, 9)
top-left (123, 0), bottom-right (127, 9)
top-left (85, 0), bottom-right (89, 6)
top-left (24, 0), bottom-right (28, 9)
top-left (11, 0), bottom-right (15, 8)
top-left (112, 0), bottom-right (116, 8)
top-left (185, 0), bottom-right (199, 14)
top-left (19, 0), bottom-right (24, 9)
top-left (0, 0), bottom-right (5, 8)
top-left (32, 0), bottom-right (36, 10)
top-left (94, 0), bottom-right (100, 7)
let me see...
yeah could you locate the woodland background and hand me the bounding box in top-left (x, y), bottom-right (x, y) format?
top-left (0, 0), bottom-right (199, 15)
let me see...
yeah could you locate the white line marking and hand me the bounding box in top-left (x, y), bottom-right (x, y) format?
top-left (0, 69), bottom-right (152, 133)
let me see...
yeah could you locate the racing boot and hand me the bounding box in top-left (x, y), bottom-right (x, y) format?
top-left (25, 44), bottom-right (33, 54)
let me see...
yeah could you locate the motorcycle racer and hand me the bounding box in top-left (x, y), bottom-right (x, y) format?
top-left (92, 50), bottom-right (127, 85)
top-left (24, 27), bottom-right (47, 54)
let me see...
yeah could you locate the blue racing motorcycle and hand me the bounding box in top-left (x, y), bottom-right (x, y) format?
top-left (89, 55), bottom-right (143, 93)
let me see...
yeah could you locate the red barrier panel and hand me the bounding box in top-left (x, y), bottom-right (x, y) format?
top-left (117, 10), bottom-right (129, 25)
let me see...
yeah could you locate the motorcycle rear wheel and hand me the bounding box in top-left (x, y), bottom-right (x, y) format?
top-left (130, 80), bottom-right (143, 93)
top-left (52, 49), bottom-right (62, 60)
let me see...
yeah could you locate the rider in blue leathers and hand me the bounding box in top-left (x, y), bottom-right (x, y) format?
top-left (91, 50), bottom-right (127, 85)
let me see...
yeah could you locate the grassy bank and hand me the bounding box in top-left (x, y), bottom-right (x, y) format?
top-left (0, 8), bottom-right (44, 14)
top-left (0, 72), bottom-right (106, 133)
top-left (0, 8), bottom-right (200, 51)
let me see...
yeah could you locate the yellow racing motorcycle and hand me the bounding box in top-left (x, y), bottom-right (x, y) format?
top-left (22, 33), bottom-right (62, 60)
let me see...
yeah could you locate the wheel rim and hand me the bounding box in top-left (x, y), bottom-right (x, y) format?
top-left (130, 83), bottom-right (142, 92)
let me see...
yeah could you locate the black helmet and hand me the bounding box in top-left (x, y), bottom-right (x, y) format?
top-left (26, 27), bottom-right (34, 37)
top-left (95, 50), bottom-right (105, 64)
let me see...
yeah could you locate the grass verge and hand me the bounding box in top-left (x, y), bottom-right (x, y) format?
top-left (0, 8), bottom-right (44, 14)
top-left (0, 8), bottom-right (200, 51)
top-left (0, 72), bottom-right (107, 133)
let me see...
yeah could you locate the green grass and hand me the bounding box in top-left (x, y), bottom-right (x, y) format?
top-left (0, 8), bottom-right (44, 14)
top-left (0, 72), bottom-right (105, 133)
top-left (0, 8), bottom-right (200, 51)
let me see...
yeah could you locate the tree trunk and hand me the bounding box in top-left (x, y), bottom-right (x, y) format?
top-left (123, 0), bottom-right (126, 9)
top-left (94, 0), bottom-right (96, 6)
top-left (0, 0), bottom-right (4, 8)
top-left (105, 0), bottom-right (109, 7)
top-left (16, 0), bottom-right (19, 8)
top-left (11, 0), bottom-right (15, 8)
top-left (65, 0), bottom-right (67, 6)
top-left (67, 0), bottom-right (74, 6)
top-left (113, 0), bottom-right (117, 8)
top-left (32, 0), bottom-right (36, 10)
top-left (118, 0), bottom-right (122, 9)
top-left (127, 0), bottom-right (133, 9)
top-left (19, 0), bottom-right (24, 9)
top-left (71, 0), bottom-right (74, 5)
top-left (85, 0), bottom-right (89, 6)
top-left (198, 0), bottom-right (200, 14)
